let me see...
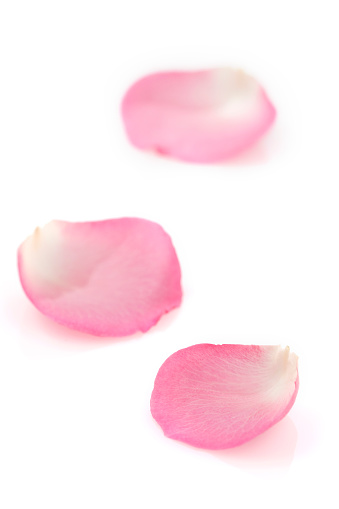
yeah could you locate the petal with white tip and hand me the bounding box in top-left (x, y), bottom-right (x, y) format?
top-left (18, 218), bottom-right (182, 337)
top-left (151, 344), bottom-right (298, 449)
top-left (122, 68), bottom-right (276, 163)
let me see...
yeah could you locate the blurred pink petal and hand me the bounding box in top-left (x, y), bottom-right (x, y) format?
top-left (18, 218), bottom-right (182, 337)
top-left (122, 68), bottom-right (276, 163)
top-left (151, 344), bottom-right (298, 449)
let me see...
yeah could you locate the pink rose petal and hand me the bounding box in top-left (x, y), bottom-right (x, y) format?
top-left (151, 344), bottom-right (298, 449)
top-left (122, 68), bottom-right (276, 163)
top-left (18, 218), bottom-right (182, 337)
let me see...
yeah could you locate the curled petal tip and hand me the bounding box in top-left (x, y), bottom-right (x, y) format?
top-left (18, 218), bottom-right (182, 337)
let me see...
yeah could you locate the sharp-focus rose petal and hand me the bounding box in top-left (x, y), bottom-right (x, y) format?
top-left (151, 344), bottom-right (298, 449)
top-left (18, 218), bottom-right (182, 337)
top-left (121, 68), bottom-right (276, 163)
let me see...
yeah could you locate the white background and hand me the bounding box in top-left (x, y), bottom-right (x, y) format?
top-left (0, 1), bottom-right (338, 507)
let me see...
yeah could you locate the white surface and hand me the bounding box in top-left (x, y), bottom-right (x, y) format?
top-left (0, 1), bottom-right (338, 507)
